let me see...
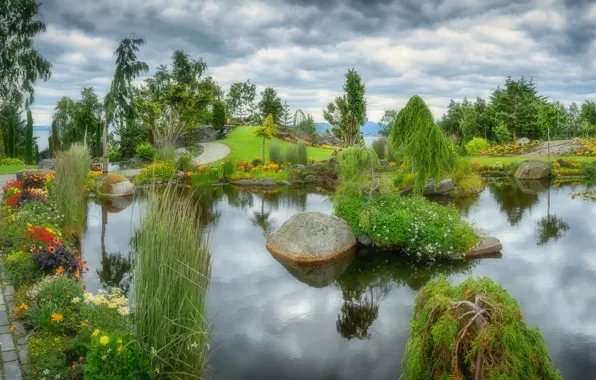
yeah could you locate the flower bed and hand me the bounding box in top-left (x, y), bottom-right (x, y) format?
top-left (575, 138), bottom-right (596, 156)
top-left (0, 173), bottom-right (157, 378)
top-left (476, 140), bottom-right (541, 156)
top-left (472, 161), bottom-right (516, 177)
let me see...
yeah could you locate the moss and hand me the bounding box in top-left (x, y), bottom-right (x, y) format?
top-left (98, 173), bottom-right (126, 194)
top-left (402, 277), bottom-right (563, 380)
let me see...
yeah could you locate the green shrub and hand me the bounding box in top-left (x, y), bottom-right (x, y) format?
top-left (584, 161), bottom-right (596, 178)
top-left (28, 332), bottom-right (71, 379)
top-left (371, 138), bottom-right (387, 159)
top-left (448, 155), bottom-right (483, 197)
top-left (387, 143), bottom-right (398, 162)
top-left (4, 251), bottom-right (42, 288)
top-left (84, 331), bottom-right (151, 379)
top-left (0, 157), bottom-right (25, 165)
top-left (158, 144), bottom-right (176, 162)
top-left (285, 144), bottom-right (308, 165)
top-left (223, 160), bottom-right (236, 177)
top-left (464, 137), bottom-right (490, 156)
top-left (336, 146), bottom-right (380, 200)
top-left (133, 161), bottom-right (177, 185)
top-left (393, 170), bottom-right (417, 190)
top-left (334, 194), bottom-right (479, 258)
top-left (177, 152), bottom-right (194, 172)
top-left (269, 141), bottom-right (283, 164)
top-left (297, 143), bottom-right (308, 165)
top-left (402, 277), bottom-right (563, 379)
top-left (27, 275), bottom-right (84, 334)
top-left (108, 150), bottom-right (122, 162)
top-left (135, 143), bottom-right (158, 161)
top-left (54, 144), bottom-right (92, 236)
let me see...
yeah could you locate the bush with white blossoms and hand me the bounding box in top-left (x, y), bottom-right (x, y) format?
top-left (83, 288), bottom-right (131, 316)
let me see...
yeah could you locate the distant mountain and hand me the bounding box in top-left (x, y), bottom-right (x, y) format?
top-left (33, 125), bottom-right (50, 131)
top-left (314, 121), bottom-right (381, 136)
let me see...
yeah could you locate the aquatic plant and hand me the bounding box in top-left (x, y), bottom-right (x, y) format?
top-left (402, 277), bottom-right (562, 380)
top-left (135, 184), bottom-right (212, 377)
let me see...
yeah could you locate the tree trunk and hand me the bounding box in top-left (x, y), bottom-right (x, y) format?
top-left (262, 136), bottom-right (266, 163)
top-left (547, 127), bottom-right (551, 164)
top-left (103, 113), bottom-right (109, 175)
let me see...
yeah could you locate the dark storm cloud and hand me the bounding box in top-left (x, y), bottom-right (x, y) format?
top-left (29, 0), bottom-right (596, 125)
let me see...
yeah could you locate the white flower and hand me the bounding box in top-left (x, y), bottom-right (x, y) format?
top-left (71, 297), bottom-right (80, 304)
top-left (43, 369), bottom-right (50, 375)
top-left (190, 343), bottom-right (198, 349)
top-left (118, 306), bottom-right (130, 316)
top-left (102, 355), bottom-right (107, 361)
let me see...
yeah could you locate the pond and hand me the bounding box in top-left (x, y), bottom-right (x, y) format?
top-left (80, 181), bottom-right (596, 379)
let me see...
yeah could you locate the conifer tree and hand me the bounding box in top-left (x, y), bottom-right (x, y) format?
top-left (7, 114), bottom-right (16, 158)
top-left (25, 109), bottom-right (34, 164)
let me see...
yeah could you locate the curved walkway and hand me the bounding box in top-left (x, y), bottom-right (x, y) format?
top-left (192, 142), bottom-right (231, 165)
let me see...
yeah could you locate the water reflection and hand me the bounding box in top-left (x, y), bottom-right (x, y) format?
top-left (488, 180), bottom-right (540, 226)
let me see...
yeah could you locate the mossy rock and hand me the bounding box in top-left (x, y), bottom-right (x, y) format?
top-left (97, 173), bottom-right (135, 197)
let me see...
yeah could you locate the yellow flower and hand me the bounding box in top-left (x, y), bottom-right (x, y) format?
top-left (80, 322), bottom-right (88, 328)
top-left (118, 306), bottom-right (130, 316)
top-left (92, 329), bottom-right (100, 337)
top-left (99, 336), bottom-right (110, 346)
top-left (51, 312), bottom-right (64, 324)
top-left (9, 326), bottom-right (16, 334)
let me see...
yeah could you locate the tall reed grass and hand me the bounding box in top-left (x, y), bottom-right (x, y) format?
top-left (269, 140), bottom-right (283, 164)
top-left (134, 184), bottom-right (212, 378)
top-left (285, 144), bottom-right (308, 165)
top-left (54, 144), bottom-right (92, 236)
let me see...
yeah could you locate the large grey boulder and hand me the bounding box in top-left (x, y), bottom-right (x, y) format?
top-left (424, 178), bottom-right (454, 195)
top-left (38, 159), bottom-right (55, 169)
top-left (97, 173), bottom-right (135, 197)
top-left (231, 178), bottom-right (276, 187)
top-left (515, 137), bottom-right (530, 145)
top-left (465, 237), bottom-right (503, 258)
top-left (514, 160), bottom-right (551, 180)
top-left (266, 212), bottom-right (356, 263)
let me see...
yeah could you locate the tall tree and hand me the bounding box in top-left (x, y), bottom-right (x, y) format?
top-left (281, 101), bottom-right (292, 127)
top-left (0, 127), bottom-right (4, 158)
top-left (212, 100), bottom-right (226, 130)
top-left (253, 114), bottom-right (278, 163)
top-left (7, 113), bottom-right (16, 158)
top-left (390, 95), bottom-right (451, 194)
top-left (258, 87), bottom-right (283, 124)
top-left (226, 80), bottom-right (256, 122)
top-left (104, 35), bottom-right (149, 168)
top-left (379, 109), bottom-right (398, 137)
top-left (25, 109), bottom-right (33, 164)
top-left (53, 96), bottom-right (76, 147)
top-left (344, 68), bottom-right (367, 129)
top-left (34, 143), bottom-right (39, 164)
top-left (566, 102), bottom-right (581, 138)
top-left (51, 119), bottom-right (60, 154)
top-left (0, 0), bottom-right (51, 107)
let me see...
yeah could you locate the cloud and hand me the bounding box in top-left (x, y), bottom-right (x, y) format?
top-left (29, 0), bottom-right (596, 126)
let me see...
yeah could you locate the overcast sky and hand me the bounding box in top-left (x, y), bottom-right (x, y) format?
top-left (30, 0), bottom-right (596, 126)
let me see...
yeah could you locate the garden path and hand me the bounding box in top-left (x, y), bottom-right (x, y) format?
top-left (0, 175), bottom-right (15, 195)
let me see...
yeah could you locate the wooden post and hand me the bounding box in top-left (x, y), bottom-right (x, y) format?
top-left (102, 115), bottom-right (109, 175)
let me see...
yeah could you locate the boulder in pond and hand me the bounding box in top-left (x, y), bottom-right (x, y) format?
top-left (230, 178), bottom-right (276, 187)
top-left (266, 212), bottom-right (356, 263)
top-left (97, 173), bottom-right (135, 197)
top-left (465, 237), bottom-right (502, 258)
top-left (514, 160), bottom-right (551, 180)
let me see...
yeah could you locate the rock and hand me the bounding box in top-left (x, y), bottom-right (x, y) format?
top-left (357, 234), bottom-right (372, 247)
top-left (38, 159), bottom-right (55, 169)
top-left (514, 160), bottom-right (551, 180)
top-left (292, 164), bottom-right (306, 171)
top-left (522, 140), bottom-right (583, 157)
top-left (424, 178), bottom-right (454, 195)
top-left (290, 180), bottom-right (306, 186)
top-left (572, 137), bottom-right (582, 145)
top-left (380, 160), bottom-right (389, 167)
top-left (190, 125), bottom-right (222, 142)
top-left (175, 147), bottom-right (190, 158)
top-left (515, 137), bottom-right (530, 145)
top-left (465, 237), bottom-right (503, 258)
top-left (97, 173), bottom-right (135, 197)
top-left (16, 169), bottom-right (53, 182)
top-left (266, 212), bottom-right (357, 263)
top-left (231, 178), bottom-right (276, 187)
top-left (276, 180), bottom-right (292, 186)
top-left (304, 175), bottom-right (317, 183)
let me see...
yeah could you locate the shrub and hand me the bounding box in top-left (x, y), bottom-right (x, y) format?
top-left (28, 332), bottom-right (71, 379)
top-left (393, 170), bottom-right (417, 190)
top-left (0, 157), bottom-right (25, 165)
top-left (334, 194), bottom-right (479, 258)
top-left (371, 138), bottom-right (387, 159)
top-left (21, 170), bottom-right (53, 189)
top-left (108, 150), bottom-right (121, 162)
top-left (493, 121), bottom-right (512, 144)
top-left (177, 152), bottom-right (194, 172)
top-left (222, 160), bottom-right (236, 177)
top-left (133, 161), bottom-right (177, 185)
top-left (158, 144), bottom-right (177, 162)
top-left (84, 331), bottom-right (151, 379)
top-left (448, 155), bottom-right (483, 197)
top-left (336, 147), bottom-right (380, 200)
top-left (402, 277), bottom-right (563, 379)
top-left (5, 251), bottom-right (42, 288)
top-left (285, 144), bottom-right (308, 165)
top-left (54, 144), bottom-right (92, 236)
top-left (584, 161), bottom-right (596, 178)
top-left (135, 143), bottom-right (158, 161)
top-left (464, 137), bottom-right (490, 156)
top-left (269, 140), bottom-right (283, 164)
top-left (27, 275), bottom-right (84, 334)
top-left (135, 186), bottom-right (211, 377)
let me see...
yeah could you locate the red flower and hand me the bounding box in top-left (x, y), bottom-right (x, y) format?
top-left (5, 193), bottom-right (20, 208)
top-left (48, 246), bottom-right (56, 254)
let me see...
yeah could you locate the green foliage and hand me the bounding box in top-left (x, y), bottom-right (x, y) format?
top-left (133, 161), bottom-right (177, 185)
top-left (254, 114), bottom-right (279, 162)
top-left (226, 80), bottom-right (256, 121)
top-left (258, 87), bottom-right (284, 124)
top-left (285, 144), bottom-right (308, 165)
top-left (135, 143), bottom-right (157, 161)
top-left (0, 157), bottom-right (24, 165)
top-left (371, 137), bottom-right (387, 159)
top-left (493, 120), bottom-right (512, 143)
top-left (335, 146), bottom-right (380, 200)
top-left (379, 109), bottom-right (398, 137)
top-left (269, 140), bottom-right (283, 164)
top-left (0, 127), bottom-right (4, 158)
top-left (4, 250), bottom-right (42, 288)
top-left (334, 194), bottom-right (479, 257)
top-left (448, 155), bottom-right (484, 197)
top-left (177, 152), bottom-right (193, 171)
top-left (108, 150), bottom-right (121, 162)
top-left (393, 170), bottom-right (417, 190)
top-left (402, 277), bottom-right (563, 380)
top-left (344, 68), bottom-right (367, 130)
top-left (51, 120), bottom-right (60, 153)
top-left (25, 109), bottom-right (34, 164)
top-left (28, 332), bottom-right (70, 379)
top-left (27, 275), bottom-right (85, 334)
top-left (213, 100), bottom-right (227, 130)
top-left (583, 161), bottom-right (596, 178)
top-left (7, 113), bottom-right (16, 158)
top-left (390, 95), bottom-right (452, 194)
top-left (135, 186), bottom-right (211, 377)
top-left (158, 144), bottom-right (176, 162)
top-left (84, 331), bottom-right (151, 379)
top-left (54, 144), bottom-right (92, 236)
top-left (465, 137), bottom-right (490, 156)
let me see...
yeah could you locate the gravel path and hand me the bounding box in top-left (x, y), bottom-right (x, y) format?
top-left (0, 174), bottom-right (15, 195)
top-left (192, 142), bottom-right (231, 165)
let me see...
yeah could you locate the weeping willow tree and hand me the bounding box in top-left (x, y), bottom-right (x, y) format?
top-left (390, 95), bottom-right (452, 194)
top-left (402, 277), bottom-right (562, 380)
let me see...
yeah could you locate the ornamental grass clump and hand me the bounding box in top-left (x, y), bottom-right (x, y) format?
top-left (54, 144), bottom-right (92, 236)
top-left (334, 194), bottom-right (479, 259)
top-left (402, 277), bottom-right (563, 380)
top-left (135, 184), bottom-right (212, 377)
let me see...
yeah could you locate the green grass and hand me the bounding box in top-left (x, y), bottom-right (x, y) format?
top-left (471, 155), bottom-right (596, 165)
top-left (218, 126), bottom-right (334, 162)
top-left (0, 164), bottom-right (37, 174)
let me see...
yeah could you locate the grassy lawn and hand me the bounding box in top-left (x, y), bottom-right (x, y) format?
top-left (0, 164), bottom-right (37, 175)
top-left (217, 126), bottom-right (334, 163)
top-left (470, 156), bottom-right (596, 166)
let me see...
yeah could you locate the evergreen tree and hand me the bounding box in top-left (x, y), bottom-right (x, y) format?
top-left (34, 143), bottom-right (39, 164)
top-left (212, 101), bottom-right (226, 130)
top-left (51, 120), bottom-right (60, 153)
top-left (253, 114), bottom-right (278, 162)
top-left (7, 114), bottom-right (16, 158)
top-left (48, 135), bottom-right (52, 158)
top-left (281, 101), bottom-right (292, 127)
top-left (25, 109), bottom-right (33, 164)
top-left (344, 68), bottom-right (367, 129)
top-left (0, 127), bottom-right (4, 158)
top-left (390, 95), bottom-right (451, 194)
top-left (258, 87), bottom-right (283, 124)
top-left (95, 120), bottom-right (102, 157)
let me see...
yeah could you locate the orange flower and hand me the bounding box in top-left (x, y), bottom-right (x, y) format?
top-left (56, 266), bottom-right (64, 275)
top-left (9, 326), bottom-right (16, 334)
top-left (51, 312), bottom-right (64, 324)
top-left (80, 322), bottom-right (88, 328)
top-left (75, 269), bottom-right (81, 280)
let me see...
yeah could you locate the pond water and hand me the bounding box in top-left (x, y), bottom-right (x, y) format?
top-left (80, 181), bottom-right (596, 379)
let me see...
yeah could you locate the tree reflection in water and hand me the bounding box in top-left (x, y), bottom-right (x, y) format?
top-left (536, 185), bottom-right (570, 245)
top-left (98, 206), bottom-right (132, 293)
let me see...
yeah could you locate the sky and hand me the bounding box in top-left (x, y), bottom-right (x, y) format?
top-left (30, 0), bottom-right (596, 126)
